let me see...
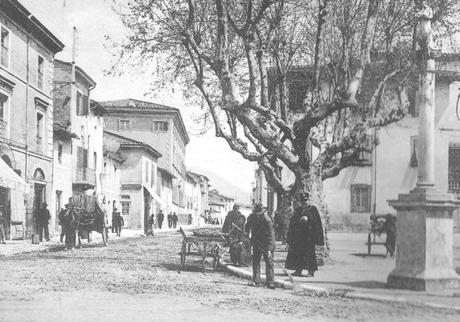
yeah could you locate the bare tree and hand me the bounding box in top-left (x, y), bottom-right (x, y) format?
top-left (111, 0), bottom-right (459, 257)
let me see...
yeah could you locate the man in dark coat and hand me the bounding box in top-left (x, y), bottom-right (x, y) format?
top-left (37, 202), bottom-right (51, 242)
top-left (172, 213), bottom-right (178, 228)
top-left (157, 210), bottom-right (164, 229)
top-left (167, 213), bottom-right (173, 228)
top-left (222, 205), bottom-right (242, 233)
top-left (222, 205), bottom-right (248, 266)
top-left (285, 193), bottom-right (324, 277)
top-left (245, 203), bottom-right (276, 289)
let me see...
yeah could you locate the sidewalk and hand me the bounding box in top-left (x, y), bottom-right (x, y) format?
top-left (0, 224), bottom-right (197, 257)
top-left (221, 233), bottom-right (460, 311)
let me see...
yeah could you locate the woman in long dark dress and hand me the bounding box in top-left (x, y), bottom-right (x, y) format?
top-left (285, 194), bottom-right (324, 277)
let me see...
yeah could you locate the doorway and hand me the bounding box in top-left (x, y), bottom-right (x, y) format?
top-left (0, 187), bottom-right (11, 239)
top-left (33, 183), bottom-right (45, 234)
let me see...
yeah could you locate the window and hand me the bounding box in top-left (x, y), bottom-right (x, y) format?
top-left (352, 135), bottom-right (373, 166)
top-left (0, 93), bottom-right (7, 121)
top-left (152, 121), bottom-right (168, 131)
top-left (37, 56), bottom-right (44, 89)
top-left (94, 152), bottom-right (97, 170)
top-left (410, 136), bottom-right (418, 167)
top-left (36, 112), bottom-right (43, 153)
top-left (1, 26), bottom-right (9, 68)
top-left (448, 145), bottom-right (460, 193)
top-left (351, 184), bottom-right (371, 213)
top-left (76, 92), bottom-right (89, 116)
top-left (119, 120), bottom-right (130, 130)
top-left (121, 201), bottom-right (130, 216)
top-left (77, 147), bottom-right (88, 169)
top-left (58, 143), bottom-right (63, 163)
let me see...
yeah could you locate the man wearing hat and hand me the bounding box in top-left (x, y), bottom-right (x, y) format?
top-left (37, 202), bottom-right (51, 242)
top-left (285, 192), bottom-right (324, 277)
top-left (245, 203), bottom-right (276, 289)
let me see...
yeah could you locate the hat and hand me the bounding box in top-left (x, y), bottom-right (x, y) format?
top-left (253, 203), bottom-right (263, 213)
top-left (299, 192), bottom-right (310, 201)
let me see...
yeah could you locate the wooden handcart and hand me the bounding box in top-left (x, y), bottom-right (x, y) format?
top-left (179, 227), bottom-right (228, 272)
top-left (366, 214), bottom-right (395, 256)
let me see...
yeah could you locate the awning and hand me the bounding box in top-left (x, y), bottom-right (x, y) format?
top-left (0, 158), bottom-right (29, 194)
top-left (143, 185), bottom-right (163, 206)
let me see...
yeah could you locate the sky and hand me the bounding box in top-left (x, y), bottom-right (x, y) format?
top-left (20, 0), bottom-right (255, 197)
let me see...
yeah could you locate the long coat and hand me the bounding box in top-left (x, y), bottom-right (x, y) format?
top-left (285, 204), bottom-right (324, 272)
top-left (245, 211), bottom-right (275, 252)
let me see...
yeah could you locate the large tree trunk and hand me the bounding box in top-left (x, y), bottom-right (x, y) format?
top-left (274, 192), bottom-right (292, 244)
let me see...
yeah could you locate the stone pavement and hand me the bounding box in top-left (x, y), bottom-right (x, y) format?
top-left (0, 225), bottom-right (196, 257)
top-left (222, 233), bottom-right (460, 311)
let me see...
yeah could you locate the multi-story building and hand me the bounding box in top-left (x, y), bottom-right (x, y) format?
top-left (186, 171), bottom-right (211, 225)
top-left (0, 0), bottom-right (64, 239)
top-left (254, 54), bottom-right (460, 231)
top-left (100, 98), bottom-right (190, 217)
top-left (53, 61), bottom-right (106, 227)
top-left (103, 130), bottom-right (162, 231)
top-left (208, 189), bottom-right (235, 224)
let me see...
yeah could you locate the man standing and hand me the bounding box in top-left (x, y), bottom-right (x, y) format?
top-left (172, 212), bottom-right (178, 229)
top-left (37, 202), bottom-right (51, 242)
top-left (167, 212), bottom-right (173, 228)
top-left (285, 193), bottom-right (324, 277)
top-left (157, 210), bottom-right (164, 229)
top-left (245, 203), bottom-right (276, 289)
top-left (146, 213), bottom-right (155, 236)
top-left (113, 208), bottom-right (123, 237)
top-left (222, 205), bottom-right (246, 266)
top-left (222, 205), bottom-right (242, 234)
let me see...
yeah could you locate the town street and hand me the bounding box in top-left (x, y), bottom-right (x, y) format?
top-left (0, 230), bottom-right (459, 322)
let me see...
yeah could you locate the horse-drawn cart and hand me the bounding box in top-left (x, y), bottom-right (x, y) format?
top-left (68, 195), bottom-right (109, 247)
top-left (179, 227), bottom-right (229, 272)
top-left (366, 214), bottom-right (396, 256)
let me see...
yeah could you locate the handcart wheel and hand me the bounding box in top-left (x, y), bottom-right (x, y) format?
top-left (367, 233), bottom-right (372, 255)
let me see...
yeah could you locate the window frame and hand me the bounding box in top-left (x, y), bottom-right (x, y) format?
top-left (57, 142), bottom-right (63, 164)
top-left (119, 119), bottom-right (130, 130)
top-left (37, 55), bottom-right (44, 89)
top-left (121, 201), bottom-right (130, 216)
top-left (350, 184), bottom-right (371, 213)
top-left (1, 25), bottom-right (11, 69)
top-left (152, 121), bottom-right (168, 132)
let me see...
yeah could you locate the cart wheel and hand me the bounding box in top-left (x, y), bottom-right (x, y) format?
top-left (102, 228), bottom-right (108, 246)
top-left (367, 233), bottom-right (371, 255)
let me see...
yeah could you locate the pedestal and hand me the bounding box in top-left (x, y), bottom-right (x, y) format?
top-left (387, 187), bottom-right (460, 291)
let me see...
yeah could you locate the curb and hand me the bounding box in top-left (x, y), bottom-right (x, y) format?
top-left (220, 262), bottom-right (460, 312)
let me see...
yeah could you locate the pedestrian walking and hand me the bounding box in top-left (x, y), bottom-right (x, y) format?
top-left (245, 203), bottom-right (276, 289)
top-left (0, 209), bottom-right (7, 244)
top-left (157, 210), bottom-right (164, 229)
top-left (167, 212), bottom-right (172, 228)
top-left (37, 202), bottom-right (51, 242)
top-left (285, 193), bottom-right (324, 277)
top-left (58, 205), bottom-right (68, 243)
top-left (172, 212), bottom-right (178, 229)
top-left (113, 208), bottom-right (124, 237)
top-left (146, 213), bottom-right (155, 236)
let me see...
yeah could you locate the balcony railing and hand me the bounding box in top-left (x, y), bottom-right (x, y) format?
top-left (0, 119), bottom-right (6, 141)
top-left (74, 167), bottom-right (96, 187)
top-left (448, 180), bottom-right (460, 193)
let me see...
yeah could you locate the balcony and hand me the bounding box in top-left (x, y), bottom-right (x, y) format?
top-left (449, 180), bottom-right (460, 194)
top-left (74, 167), bottom-right (96, 188)
top-left (0, 119), bottom-right (6, 141)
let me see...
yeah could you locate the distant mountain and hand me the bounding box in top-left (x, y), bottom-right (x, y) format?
top-left (190, 167), bottom-right (252, 205)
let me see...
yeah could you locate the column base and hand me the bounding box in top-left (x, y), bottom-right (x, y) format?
top-left (387, 269), bottom-right (460, 291)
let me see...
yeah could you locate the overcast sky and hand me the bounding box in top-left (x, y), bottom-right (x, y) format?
top-left (20, 0), bottom-right (255, 196)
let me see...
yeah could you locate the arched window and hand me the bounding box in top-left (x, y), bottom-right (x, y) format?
top-left (33, 168), bottom-right (45, 181)
top-left (1, 154), bottom-right (12, 168)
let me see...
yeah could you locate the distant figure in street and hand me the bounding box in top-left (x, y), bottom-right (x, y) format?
top-left (37, 202), bottom-right (51, 242)
top-left (0, 209), bottom-right (6, 244)
top-left (157, 210), bottom-right (164, 229)
top-left (146, 213), bottom-right (155, 236)
top-left (58, 204), bottom-right (71, 242)
top-left (113, 208), bottom-right (124, 237)
top-left (245, 203), bottom-right (276, 289)
top-left (61, 204), bottom-right (76, 249)
top-left (383, 214), bottom-right (396, 257)
top-left (167, 212), bottom-right (173, 228)
top-left (172, 212), bottom-right (178, 229)
top-left (285, 193), bottom-right (324, 277)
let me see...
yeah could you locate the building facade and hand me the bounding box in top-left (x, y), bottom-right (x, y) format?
top-left (103, 130), bottom-right (162, 231)
top-left (0, 0), bottom-right (64, 238)
top-left (208, 189), bottom-right (235, 224)
top-left (53, 61), bottom-right (106, 229)
top-left (101, 98), bottom-right (190, 218)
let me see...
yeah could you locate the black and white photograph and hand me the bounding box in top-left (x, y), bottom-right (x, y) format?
top-left (1, 0), bottom-right (460, 321)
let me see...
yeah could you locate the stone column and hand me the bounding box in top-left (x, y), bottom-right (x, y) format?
top-left (387, 4), bottom-right (460, 291)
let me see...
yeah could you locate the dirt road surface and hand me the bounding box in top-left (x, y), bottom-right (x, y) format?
top-left (0, 231), bottom-right (458, 322)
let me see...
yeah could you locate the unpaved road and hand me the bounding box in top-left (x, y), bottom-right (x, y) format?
top-left (0, 231), bottom-right (458, 322)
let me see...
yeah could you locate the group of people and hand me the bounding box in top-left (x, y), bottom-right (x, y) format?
top-left (222, 192), bottom-right (324, 289)
top-left (144, 210), bottom-right (181, 237)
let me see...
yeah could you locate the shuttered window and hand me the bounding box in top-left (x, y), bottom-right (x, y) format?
top-left (351, 184), bottom-right (371, 213)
